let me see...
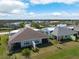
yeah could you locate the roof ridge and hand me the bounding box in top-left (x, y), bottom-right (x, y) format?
top-left (9, 28), bottom-right (26, 42)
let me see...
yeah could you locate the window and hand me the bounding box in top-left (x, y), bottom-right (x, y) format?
top-left (24, 42), bottom-right (29, 45)
top-left (50, 31), bottom-right (53, 33)
top-left (78, 32), bottom-right (79, 35)
top-left (54, 36), bottom-right (57, 39)
top-left (35, 40), bottom-right (39, 43)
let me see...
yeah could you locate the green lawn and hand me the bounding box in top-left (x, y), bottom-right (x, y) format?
top-left (32, 42), bottom-right (79, 59)
top-left (45, 47), bottom-right (79, 59)
top-left (0, 35), bottom-right (9, 59)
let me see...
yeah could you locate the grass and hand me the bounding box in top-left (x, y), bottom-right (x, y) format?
top-left (0, 34), bottom-right (9, 59)
top-left (51, 40), bottom-right (59, 45)
top-left (32, 42), bottom-right (79, 59)
top-left (46, 46), bottom-right (79, 59)
top-left (0, 35), bottom-right (8, 45)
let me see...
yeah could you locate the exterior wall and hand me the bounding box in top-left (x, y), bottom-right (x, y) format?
top-left (20, 39), bottom-right (42, 48)
top-left (8, 38), bottom-right (48, 51)
top-left (77, 31), bottom-right (79, 37)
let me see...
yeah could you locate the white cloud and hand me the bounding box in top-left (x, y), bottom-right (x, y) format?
top-left (24, 12), bottom-right (79, 19)
top-left (0, 0), bottom-right (29, 15)
top-left (0, 13), bottom-right (8, 16)
top-left (30, 0), bottom-right (79, 4)
top-left (0, 10), bottom-right (79, 20)
top-left (28, 11), bottom-right (79, 19)
top-left (0, 0), bottom-right (79, 20)
top-left (0, 0), bottom-right (30, 19)
top-left (51, 12), bottom-right (62, 16)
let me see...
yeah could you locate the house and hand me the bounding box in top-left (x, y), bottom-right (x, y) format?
top-left (67, 25), bottom-right (79, 38)
top-left (8, 28), bottom-right (48, 51)
top-left (51, 26), bottom-right (77, 41)
top-left (41, 27), bottom-right (55, 35)
top-left (57, 24), bottom-right (67, 27)
top-left (4, 23), bottom-right (20, 30)
top-left (74, 26), bottom-right (79, 37)
top-left (57, 24), bottom-right (75, 30)
top-left (67, 25), bottom-right (75, 30)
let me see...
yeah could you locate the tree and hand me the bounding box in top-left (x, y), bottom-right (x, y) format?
top-left (19, 21), bottom-right (25, 28)
top-left (22, 48), bottom-right (31, 59)
top-left (31, 21), bottom-right (41, 29)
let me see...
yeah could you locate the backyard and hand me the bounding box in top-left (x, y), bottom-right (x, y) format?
top-left (32, 42), bottom-right (79, 59)
top-left (0, 35), bottom-right (79, 59)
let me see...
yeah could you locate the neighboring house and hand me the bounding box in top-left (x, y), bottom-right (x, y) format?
top-left (41, 27), bottom-right (55, 35)
top-left (74, 26), bottom-right (79, 37)
top-left (57, 24), bottom-right (75, 30)
top-left (40, 24), bottom-right (76, 37)
top-left (67, 25), bottom-right (79, 37)
top-left (52, 26), bottom-right (77, 41)
top-left (8, 28), bottom-right (48, 51)
top-left (57, 24), bottom-right (67, 27)
top-left (3, 23), bottom-right (20, 30)
top-left (67, 25), bottom-right (75, 30)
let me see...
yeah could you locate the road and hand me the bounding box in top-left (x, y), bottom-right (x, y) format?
top-left (0, 29), bottom-right (20, 35)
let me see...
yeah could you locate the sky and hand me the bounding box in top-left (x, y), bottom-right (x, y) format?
top-left (0, 0), bottom-right (79, 20)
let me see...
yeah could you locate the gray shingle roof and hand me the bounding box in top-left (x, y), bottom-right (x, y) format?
top-left (74, 26), bottom-right (79, 31)
top-left (8, 28), bottom-right (48, 43)
top-left (52, 27), bottom-right (77, 36)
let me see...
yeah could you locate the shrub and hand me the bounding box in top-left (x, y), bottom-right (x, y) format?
top-left (22, 48), bottom-right (31, 58)
top-left (49, 35), bottom-right (53, 40)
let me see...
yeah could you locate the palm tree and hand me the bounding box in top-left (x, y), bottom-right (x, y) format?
top-left (22, 48), bottom-right (31, 59)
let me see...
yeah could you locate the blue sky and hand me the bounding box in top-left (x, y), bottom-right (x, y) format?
top-left (28, 3), bottom-right (79, 13)
top-left (0, 0), bottom-right (79, 20)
